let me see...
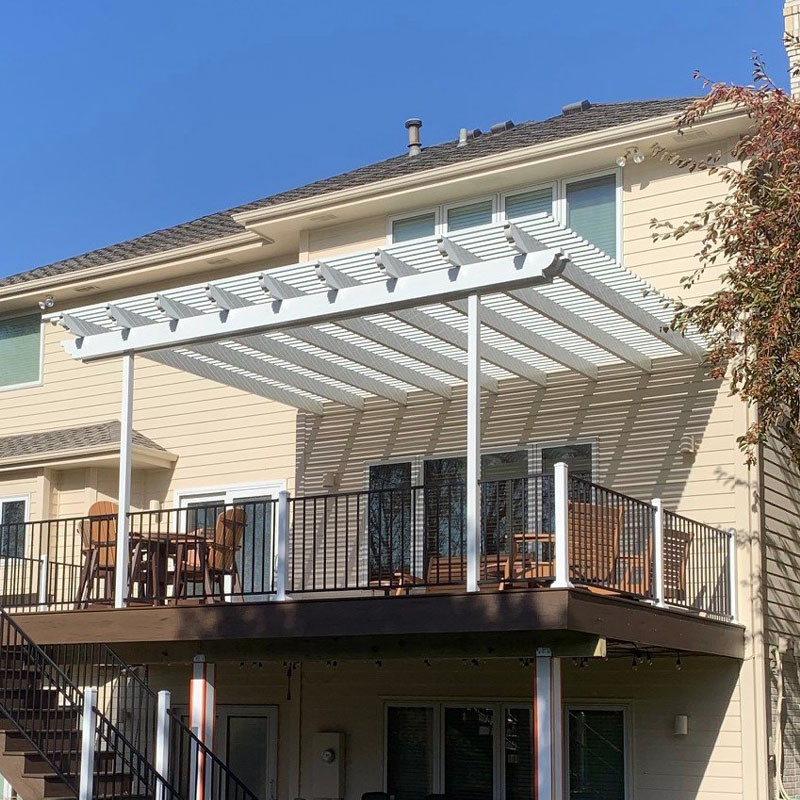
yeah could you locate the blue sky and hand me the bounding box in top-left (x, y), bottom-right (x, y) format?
top-left (0, 1), bottom-right (786, 279)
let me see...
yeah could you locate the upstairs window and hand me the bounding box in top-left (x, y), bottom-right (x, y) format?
top-left (0, 313), bottom-right (42, 389)
top-left (565, 174), bottom-right (618, 259)
top-left (446, 199), bottom-right (493, 232)
top-left (392, 212), bottom-right (436, 243)
top-left (505, 187), bottom-right (553, 220)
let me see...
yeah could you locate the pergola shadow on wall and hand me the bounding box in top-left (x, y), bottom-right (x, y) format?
top-left (51, 212), bottom-right (705, 603)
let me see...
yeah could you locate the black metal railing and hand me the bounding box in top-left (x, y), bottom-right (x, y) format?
top-left (663, 511), bottom-right (732, 619)
top-left (0, 606), bottom-right (181, 800)
top-left (45, 642), bottom-right (261, 800)
top-left (567, 476), bottom-right (656, 599)
top-left (0, 481), bottom-right (732, 618)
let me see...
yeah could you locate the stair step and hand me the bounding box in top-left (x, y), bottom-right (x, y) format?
top-left (0, 709), bottom-right (76, 733)
top-left (0, 688), bottom-right (66, 707)
top-left (22, 749), bottom-right (116, 777)
top-left (4, 730), bottom-right (81, 754)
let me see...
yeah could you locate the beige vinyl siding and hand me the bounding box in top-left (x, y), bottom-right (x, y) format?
top-left (148, 655), bottom-right (743, 800)
top-left (303, 215), bottom-right (387, 261)
top-left (0, 322), bottom-right (298, 510)
top-left (762, 435), bottom-right (800, 643)
top-left (623, 138), bottom-right (738, 301)
top-left (296, 358), bottom-right (735, 528)
top-left (761, 434), bottom-right (800, 796)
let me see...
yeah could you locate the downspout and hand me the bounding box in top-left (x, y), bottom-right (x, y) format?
top-left (771, 637), bottom-right (798, 800)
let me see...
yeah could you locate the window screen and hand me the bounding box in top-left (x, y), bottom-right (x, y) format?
top-left (447, 200), bottom-right (493, 232)
top-left (505, 188), bottom-right (553, 220)
top-left (567, 708), bottom-right (626, 800)
top-left (0, 314), bottom-right (41, 388)
top-left (566, 175), bottom-right (617, 259)
top-left (392, 213), bottom-right (436, 243)
top-left (0, 500), bottom-right (26, 558)
top-left (387, 706), bottom-right (434, 800)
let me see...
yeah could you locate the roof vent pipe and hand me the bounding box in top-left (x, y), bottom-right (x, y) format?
top-left (405, 118), bottom-right (422, 156)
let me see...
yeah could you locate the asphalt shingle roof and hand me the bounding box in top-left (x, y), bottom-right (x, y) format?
top-left (0, 98), bottom-right (693, 289)
top-left (0, 421), bottom-right (166, 462)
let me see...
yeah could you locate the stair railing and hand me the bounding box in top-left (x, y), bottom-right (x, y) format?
top-left (44, 642), bottom-right (260, 800)
top-left (0, 607), bottom-right (181, 799)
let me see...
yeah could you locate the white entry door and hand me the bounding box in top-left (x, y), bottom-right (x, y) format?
top-left (216, 705), bottom-right (279, 800)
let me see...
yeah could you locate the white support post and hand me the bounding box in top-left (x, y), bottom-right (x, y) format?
top-left (551, 462), bottom-right (573, 589)
top-left (37, 554), bottom-right (49, 611)
top-left (155, 690), bottom-right (171, 800)
top-left (466, 293), bottom-right (481, 593)
top-left (533, 649), bottom-right (563, 800)
top-left (652, 499), bottom-right (666, 608)
top-left (275, 491), bottom-right (290, 601)
top-left (114, 353), bottom-right (134, 608)
top-left (79, 686), bottom-right (98, 800)
top-left (728, 528), bottom-right (738, 622)
top-left (190, 655), bottom-right (215, 800)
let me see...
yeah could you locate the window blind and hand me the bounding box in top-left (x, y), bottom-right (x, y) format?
top-left (392, 213), bottom-right (436, 243)
top-left (0, 313), bottom-right (41, 388)
top-left (505, 187), bottom-right (553, 219)
top-left (566, 175), bottom-right (618, 259)
top-left (447, 200), bottom-right (493, 232)
top-left (387, 706), bottom-right (434, 800)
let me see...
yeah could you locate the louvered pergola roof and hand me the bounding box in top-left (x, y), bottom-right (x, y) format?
top-left (53, 213), bottom-right (705, 415)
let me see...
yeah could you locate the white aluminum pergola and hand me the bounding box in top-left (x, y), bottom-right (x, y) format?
top-left (51, 212), bottom-right (705, 601)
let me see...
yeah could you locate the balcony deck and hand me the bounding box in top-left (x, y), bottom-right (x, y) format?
top-left (0, 473), bottom-right (738, 657)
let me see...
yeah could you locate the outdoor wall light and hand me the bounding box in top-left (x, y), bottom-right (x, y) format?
top-left (674, 714), bottom-right (689, 736)
top-left (321, 748), bottom-right (337, 763)
top-left (38, 295), bottom-right (55, 310)
top-left (615, 148), bottom-right (645, 167)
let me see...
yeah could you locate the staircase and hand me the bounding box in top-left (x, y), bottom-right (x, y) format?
top-left (0, 609), bottom-right (259, 800)
top-left (0, 608), bottom-right (180, 800)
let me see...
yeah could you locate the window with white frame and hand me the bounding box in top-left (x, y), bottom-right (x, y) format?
top-left (0, 497), bottom-right (27, 558)
top-left (0, 313), bottom-right (42, 390)
top-left (389, 173), bottom-right (620, 247)
top-left (564, 174), bottom-right (618, 260)
top-left (392, 212), bottom-right (436, 243)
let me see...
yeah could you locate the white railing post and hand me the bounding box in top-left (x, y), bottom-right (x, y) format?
top-left (79, 686), bottom-right (98, 800)
top-left (115, 353), bottom-right (134, 608)
top-left (551, 462), bottom-right (573, 589)
top-left (652, 499), bottom-right (666, 608)
top-left (728, 528), bottom-right (738, 622)
top-left (275, 491), bottom-right (290, 601)
top-left (155, 690), bottom-right (171, 800)
top-left (37, 554), bottom-right (49, 611)
top-left (466, 292), bottom-right (482, 593)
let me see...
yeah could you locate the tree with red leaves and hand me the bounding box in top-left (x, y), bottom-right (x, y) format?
top-left (652, 52), bottom-right (800, 466)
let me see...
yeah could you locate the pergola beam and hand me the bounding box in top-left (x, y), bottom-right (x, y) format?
top-left (558, 261), bottom-right (705, 363)
top-left (65, 248), bottom-right (565, 361)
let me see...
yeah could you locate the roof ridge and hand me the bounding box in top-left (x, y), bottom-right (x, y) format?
top-left (1, 97), bottom-right (697, 290)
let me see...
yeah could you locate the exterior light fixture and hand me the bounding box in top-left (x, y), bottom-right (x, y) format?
top-left (38, 295), bottom-right (55, 310)
top-left (615, 147), bottom-right (645, 168)
top-left (616, 155), bottom-right (628, 167)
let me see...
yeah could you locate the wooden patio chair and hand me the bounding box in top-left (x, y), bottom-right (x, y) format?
top-left (567, 501), bottom-right (624, 593)
top-left (172, 507), bottom-right (247, 602)
top-left (663, 524), bottom-right (694, 604)
top-left (76, 501), bottom-right (118, 608)
top-left (392, 554), bottom-right (505, 595)
top-left (500, 532), bottom-right (555, 589)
